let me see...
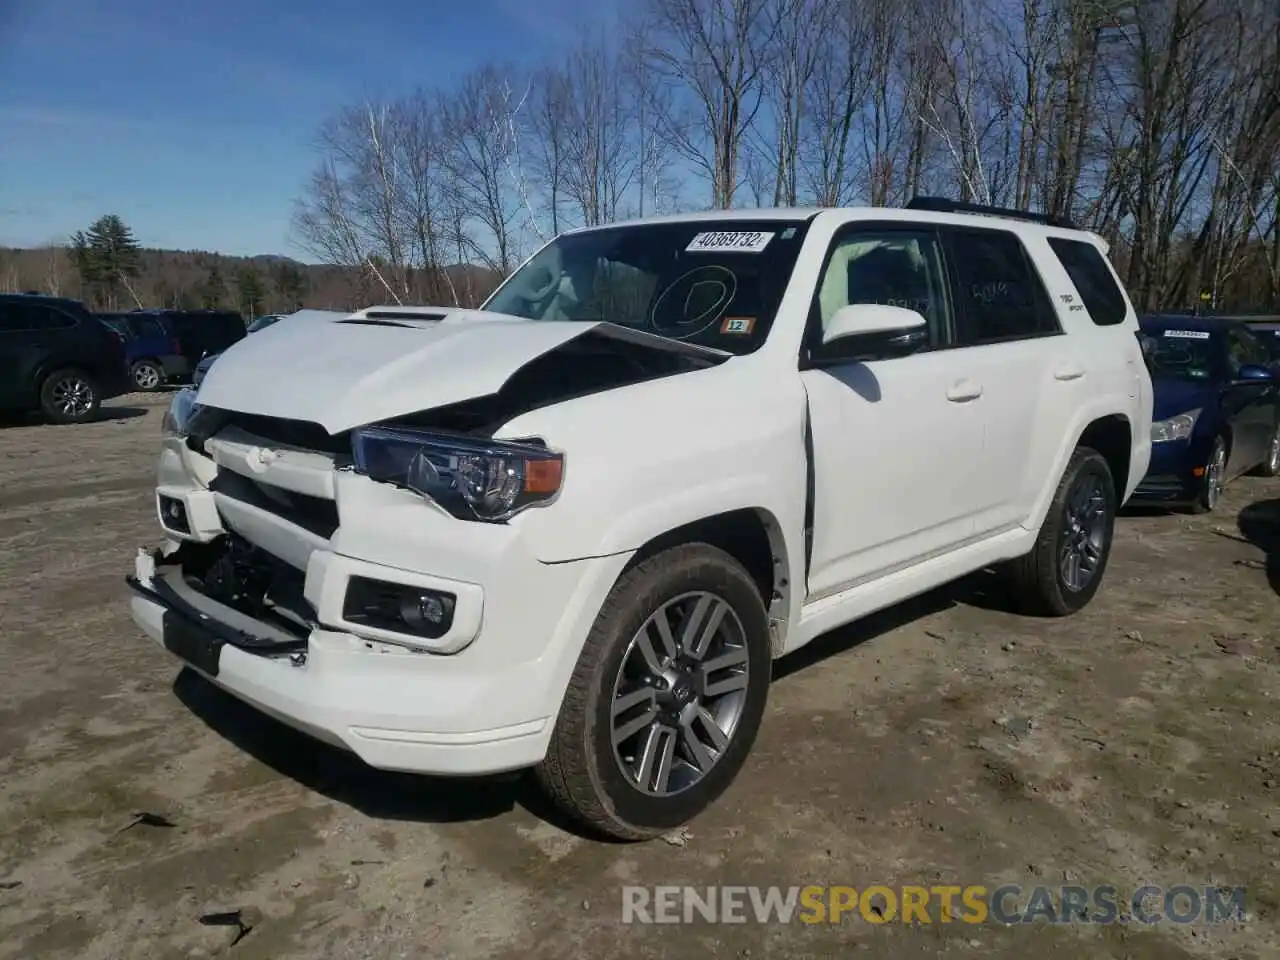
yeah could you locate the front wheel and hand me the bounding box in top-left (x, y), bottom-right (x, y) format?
top-left (39, 368), bottom-right (101, 424)
top-left (536, 543), bottom-right (772, 840)
top-left (1005, 447), bottom-right (1117, 616)
top-left (1191, 436), bottom-right (1228, 513)
top-left (1250, 425), bottom-right (1280, 478)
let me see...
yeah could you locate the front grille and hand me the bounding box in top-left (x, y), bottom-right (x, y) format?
top-left (188, 407), bottom-right (351, 458)
top-left (209, 470), bottom-right (339, 538)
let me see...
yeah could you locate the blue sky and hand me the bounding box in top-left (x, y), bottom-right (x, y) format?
top-left (0, 0), bottom-right (617, 260)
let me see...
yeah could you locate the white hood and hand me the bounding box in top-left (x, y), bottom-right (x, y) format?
top-left (195, 307), bottom-right (726, 434)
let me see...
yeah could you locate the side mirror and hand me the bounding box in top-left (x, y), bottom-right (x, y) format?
top-left (1235, 363), bottom-right (1273, 383)
top-left (821, 303), bottom-right (928, 349)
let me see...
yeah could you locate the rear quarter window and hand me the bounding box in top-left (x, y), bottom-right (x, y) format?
top-left (1047, 237), bottom-right (1128, 326)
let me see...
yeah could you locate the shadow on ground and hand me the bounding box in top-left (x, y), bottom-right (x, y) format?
top-left (173, 560), bottom-right (1034, 835)
top-left (172, 669), bottom-right (605, 839)
top-left (0, 405), bottom-right (149, 428)
top-left (1237, 497), bottom-right (1280, 595)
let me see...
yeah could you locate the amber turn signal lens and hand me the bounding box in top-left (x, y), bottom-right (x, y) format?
top-left (524, 458), bottom-right (563, 495)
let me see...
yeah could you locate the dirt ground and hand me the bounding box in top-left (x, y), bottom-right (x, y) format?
top-left (1, 391), bottom-right (1279, 960)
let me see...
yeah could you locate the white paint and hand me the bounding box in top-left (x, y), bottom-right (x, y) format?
top-left (130, 204), bottom-right (1152, 789)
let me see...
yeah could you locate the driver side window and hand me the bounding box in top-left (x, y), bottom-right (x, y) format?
top-left (815, 230), bottom-right (951, 350)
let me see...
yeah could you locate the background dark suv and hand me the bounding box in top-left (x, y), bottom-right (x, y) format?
top-left (138, 309), bottom-right (247, 373)
top-left (0, 294), bottom-right (132, 423)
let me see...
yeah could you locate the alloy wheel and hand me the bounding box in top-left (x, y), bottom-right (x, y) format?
top-left (134, 364), bottom-right (161, 390)
top-left (50, 376), bottom-right (94, 419)
top-left (1206, 443), bottom-right (1226, 510)
top-left (609, 591), bottom-right (750, 797)
top-left (1267, 432), bottom-right (1280, 474)
top-left (1059, 472), bottom-right (1109, 592)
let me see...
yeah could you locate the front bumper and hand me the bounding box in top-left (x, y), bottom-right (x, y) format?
top-left (1129, 439), bottom-right (1204, 504)
top-left (130, 435), bottom-right (632, 776)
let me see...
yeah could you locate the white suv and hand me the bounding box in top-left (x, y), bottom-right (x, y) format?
top-left (129, 199), bottom-right (1152, 840)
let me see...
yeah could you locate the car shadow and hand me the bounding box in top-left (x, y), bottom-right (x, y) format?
top-left (171, 566), bottom-right (1031, 837)
top-left (1236, 498), bottom-right (1280, 596)
top-left (170, 669), bottom-right (611, 840)
top-left (0, 404), bottom-right (149, 428)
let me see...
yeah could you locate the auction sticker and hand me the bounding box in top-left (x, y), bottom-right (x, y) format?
top-left (1163, 329), bottom-right (1210, 339)
top-left (686, 231), bottom-right (774, 253)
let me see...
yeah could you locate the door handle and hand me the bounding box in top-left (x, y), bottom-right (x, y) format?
top-left (946, 379), bottom-right (983, 402)
top-left (1054, 364), bottom-right (1085, 381)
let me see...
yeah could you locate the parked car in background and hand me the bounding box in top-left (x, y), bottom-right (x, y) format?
top-left (98, 311), bottom-right (188, 391)
top-left (129, 309), bottom-right (247, 379)
top-left (1132, 315), bottom-right (1280, 512)
top-left (1240, 319), bottom-right (1280, 361)
top-left (130, 199), bottom-right (1152, 840)
top-left (0, 293), bottom-right (132, 423)
top-left (192, 310), bottom-right (344, 387)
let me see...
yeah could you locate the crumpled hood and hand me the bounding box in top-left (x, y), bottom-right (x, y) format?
top-left (194, 307), bottom-right (727, 434)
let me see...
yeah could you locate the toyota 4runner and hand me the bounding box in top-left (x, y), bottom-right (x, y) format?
top-left (127, 198), bottom-right (1153, 840)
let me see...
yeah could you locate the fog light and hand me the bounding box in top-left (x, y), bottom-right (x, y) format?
top-left (158, 494), bottom-right (189, 533)
top-left (342, 576), bottom-right (456, 639)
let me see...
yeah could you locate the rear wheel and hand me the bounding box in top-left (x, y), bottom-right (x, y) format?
top-left (1006, 447), bottom-right (1116, 616)
top-left (536, 544), bottom-right (772, 840)
top-left (1191, 436), bottom-right (1228, 513)
top-left (39, 368), bottom-right (101, 424)
top-left (131, 359), bottom-right (164, 392)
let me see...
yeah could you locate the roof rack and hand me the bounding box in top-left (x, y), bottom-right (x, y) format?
top-left (905, 196), bottom-right (1078, 231)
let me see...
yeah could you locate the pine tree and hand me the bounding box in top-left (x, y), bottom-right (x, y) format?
top-left (70, 214), bottom-right (141, 309)
top-left (200, 265), bottom-right (226, 309)
top-left (236, 266), bottom-right (267, 316)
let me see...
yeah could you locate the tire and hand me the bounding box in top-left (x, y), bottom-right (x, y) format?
top-left (39, 368), bottom-right (101, 424)
top-left (1190, 436), bottom-right (1228, 513)
top-left (1006, 446), bottom-right (1117, 617)
top-left (536, 543), bottom-right (773, 841)
top-left (130, 359), bottom-right (164, 392)
top-left (1250, 424), bottom-right (1280, 478)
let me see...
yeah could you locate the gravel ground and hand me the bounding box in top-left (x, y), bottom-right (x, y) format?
top-left (1, 391), bottom-right (1278, 959)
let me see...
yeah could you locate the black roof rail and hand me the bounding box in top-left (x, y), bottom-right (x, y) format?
top-left (905, 196), bottom-right (1078, 231)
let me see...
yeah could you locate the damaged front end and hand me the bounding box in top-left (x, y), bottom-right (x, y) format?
top-left (128, 533), bottom-right (312, 676)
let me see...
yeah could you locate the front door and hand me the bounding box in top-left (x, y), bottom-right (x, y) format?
top-left (801, 225), bottom-right (987, 600)
top-left (1224, 324), bottom-right (1275, 475)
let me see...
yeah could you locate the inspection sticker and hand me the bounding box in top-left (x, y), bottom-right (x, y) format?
top-left (687, 231), bottom-right (774, 253)
top-left (1163, 329), bottom-right (1211, 339)
top-left (720, 316), bottom-right (756, 334)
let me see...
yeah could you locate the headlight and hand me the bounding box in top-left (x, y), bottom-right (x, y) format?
top-left (1151, 408), bottom-right (1201, 443)
top-left (351, 426), bottom-right (565, 522)
top-left (161, 388), bottom-right (201, 437)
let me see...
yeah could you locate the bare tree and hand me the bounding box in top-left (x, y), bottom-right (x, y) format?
top-left (643, 0), bottom-right (778, 207)
top-left (439, 65), bottom-right (526, 274)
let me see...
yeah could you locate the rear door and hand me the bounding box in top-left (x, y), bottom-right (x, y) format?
top-left (935, 225), bottom-right (1069, 536)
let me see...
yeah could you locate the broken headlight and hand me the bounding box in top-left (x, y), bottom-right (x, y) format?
top-left (350, 426), bottom-right (565, 522)
top-left (161, 388), bottom-right (201, 438)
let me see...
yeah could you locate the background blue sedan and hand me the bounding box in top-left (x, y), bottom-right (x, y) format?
top-left (1132, 315), bottom-right (1280, 513)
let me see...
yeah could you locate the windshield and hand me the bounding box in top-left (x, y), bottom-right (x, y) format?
top-left (482, 219), bottom-right (812, 354)
top-left (1142, 327), bottom-right (1218, 381)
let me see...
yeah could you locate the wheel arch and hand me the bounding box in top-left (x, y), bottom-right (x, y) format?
top-left (1077, 414), bottom-right (1133, 497)
top-left (619, 507), bottom-right (792, 655)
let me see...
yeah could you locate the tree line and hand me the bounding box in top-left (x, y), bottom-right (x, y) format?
top-left (0, 213), bottom-right (372, 315)
top-left (293, 0), bottom-right (1280, 313)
